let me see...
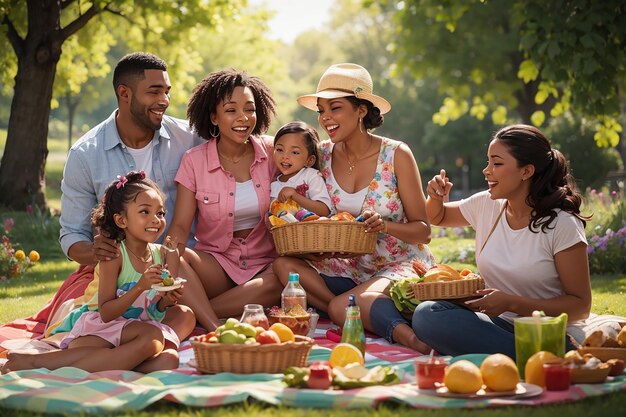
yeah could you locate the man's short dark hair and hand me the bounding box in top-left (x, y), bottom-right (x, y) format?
top-left (112, 52), bottom-right (167, 94)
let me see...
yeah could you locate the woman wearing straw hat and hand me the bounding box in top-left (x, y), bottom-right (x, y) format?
top-left (274, 63), bottom-right (436, 353)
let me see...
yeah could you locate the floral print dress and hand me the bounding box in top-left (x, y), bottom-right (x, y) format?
top-left (312, 137), bottom-right (436, 284)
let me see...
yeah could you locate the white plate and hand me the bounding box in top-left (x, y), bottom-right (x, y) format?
top-left (435, 382), bottom-right (543, 399)
top-left (151, 277), bottom-right (186, 292)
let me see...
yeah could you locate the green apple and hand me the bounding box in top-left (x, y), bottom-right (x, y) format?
top-left (234, 323), bottom-right (257, 338)
top-left (219, 330), bottom-right (244, 344)
top-left (224, 318), bottom-right (240, 330)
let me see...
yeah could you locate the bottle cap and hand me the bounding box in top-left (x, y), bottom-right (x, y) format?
top-left (348, 294), bottom-right (356, 306)
top-left (288, 272), bottom-right (299, 282)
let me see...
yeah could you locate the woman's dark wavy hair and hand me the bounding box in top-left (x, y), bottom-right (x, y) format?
top-left (91, 171), bottom-right (164, 242)
top-left (493, 124), bottom-right (591, 232)
top-left (273, 121), bottom-right (321, 170)
top-left (187, 69), bottom-right (276, 140)
top-left (346, 96), bottom-right (384, 130)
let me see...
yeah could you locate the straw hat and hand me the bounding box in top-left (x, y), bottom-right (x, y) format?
top-left (297, 63), bottom-right (391, 114)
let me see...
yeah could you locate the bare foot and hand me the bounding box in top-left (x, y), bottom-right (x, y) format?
top-left (393, 323), bottom-right (432, 354)
top-left (1, 352), bottom-right (37, 373)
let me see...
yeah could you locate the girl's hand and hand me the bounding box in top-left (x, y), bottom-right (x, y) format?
top-left (277, 187), bottom-right (296, 202)
top-left (362, 209), bottom-right (387, 233)
top-left (137, 264), bottom-right (165, 291)
top-left (159, 287), bottom-right (183, 311)
top-left (427, 169), bottom-right (454, 200)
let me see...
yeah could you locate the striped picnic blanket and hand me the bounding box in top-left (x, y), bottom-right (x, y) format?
top-left (1, 320), bottom-right (626, 414)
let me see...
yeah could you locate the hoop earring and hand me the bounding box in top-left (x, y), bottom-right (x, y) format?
top-left (209, 123), bottom-right (220, 138)
top-left (358, 117), bottom-right (363, 133)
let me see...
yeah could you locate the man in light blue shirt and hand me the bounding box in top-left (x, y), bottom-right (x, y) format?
top-left (40, 52), bottom-right (223, 333)
top-left (60, 52), bottom-right (202, 264)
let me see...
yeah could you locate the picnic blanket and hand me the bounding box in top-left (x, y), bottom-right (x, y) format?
top-left (1, 319), bottom-right (626, 415)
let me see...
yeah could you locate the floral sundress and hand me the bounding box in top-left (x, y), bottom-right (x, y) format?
top-left (312, 137), bottom-right (436, 284)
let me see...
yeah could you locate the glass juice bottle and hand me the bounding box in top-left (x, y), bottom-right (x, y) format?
top-left (281, 272), bottom-right (307, 312)
top-left (341, 294), bottom-right (366, 355)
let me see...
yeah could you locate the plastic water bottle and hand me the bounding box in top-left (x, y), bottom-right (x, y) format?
top-left (281, 272), bottom-right (307, 312)
top-left (341, 294), bottom-right (366, 355)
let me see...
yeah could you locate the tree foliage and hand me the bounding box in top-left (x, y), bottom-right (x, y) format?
top-left (383, 0), bottom-right (626, 151)
top-left (0, 0), bottom-right (247, 210)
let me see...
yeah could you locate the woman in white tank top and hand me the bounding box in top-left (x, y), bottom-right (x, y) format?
top-left (414, 124), bottom-right (594, 358)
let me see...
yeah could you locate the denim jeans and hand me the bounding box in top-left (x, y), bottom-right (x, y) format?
top-left (412, 300), bottom-right (576, 359)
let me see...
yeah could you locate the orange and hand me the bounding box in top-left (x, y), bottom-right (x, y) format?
top-left (480, 354), bottom-right (520, 392)
top-left (269, 323), bottom-right (295, 342)
top-left (328, 343), bottom-right (364, 368)
top-left (525, 351), bottom-right (559, 387)
top-left (444, 360), bottom-right (483, 394)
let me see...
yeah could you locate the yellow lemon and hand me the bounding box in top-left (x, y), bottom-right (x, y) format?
top-left (480, 354), bottom-right (520, 392)
top-left (15, 250), bottom-right (26, 261)
top-left (525, 351), bottom-right (559, 387)
top-left (444, 360), bottom-right (483, 394)
top-left (329, 343), bottom-right (364, 368)
top-left (269, 322), bottom-right (295, 342)
top-left (28, 250), bottom-right (40, 262)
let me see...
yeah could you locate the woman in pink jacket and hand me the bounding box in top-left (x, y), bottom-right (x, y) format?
top-left (167, 69), bottom-right (281, 323)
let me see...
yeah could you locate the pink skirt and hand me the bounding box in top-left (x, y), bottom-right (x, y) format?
top-left (60, 311), bottom-right (180, 349)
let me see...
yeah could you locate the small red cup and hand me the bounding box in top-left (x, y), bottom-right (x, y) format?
top-left (415, 356), bottom-right (448, 389)
top-left (543, 360), bottom-right (573, 391)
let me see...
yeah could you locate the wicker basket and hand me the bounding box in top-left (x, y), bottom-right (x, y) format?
top-left (411, 276), bottom-right (485, 300)
top-left (268, 313), bottom-right (311, 336)
top-left (190, 335), bottom-right (314, 374)
top-left (271, 220), bottom-right (376, 256)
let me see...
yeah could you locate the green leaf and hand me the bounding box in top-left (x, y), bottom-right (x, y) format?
top-left (530, 110), bottom-right (545, 127)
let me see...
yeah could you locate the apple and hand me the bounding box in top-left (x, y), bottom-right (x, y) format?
top-left (256, 330), bottom-right (281, 344)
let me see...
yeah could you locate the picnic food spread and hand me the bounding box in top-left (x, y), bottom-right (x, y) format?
top-left (267, 304), bottom-right (312, 336)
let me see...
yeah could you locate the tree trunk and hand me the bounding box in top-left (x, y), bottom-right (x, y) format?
top-left (0, 1), bottom-right (62, 210)
top-left (66, 92), bottom-right (80, 150)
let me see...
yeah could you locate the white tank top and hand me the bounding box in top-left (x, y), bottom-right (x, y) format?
top-left (234, 180), bottom-right (261, 231)
top-left (126, 140), bottom-right (154, 178)
top-left (327, 170), bottom-right (368, 215)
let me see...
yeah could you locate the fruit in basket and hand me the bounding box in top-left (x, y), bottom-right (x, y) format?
top-left (329, 343), bottom-right (364, 368)
top-left (234, 322), bottom-right (258, 338)
top-left (480, 354), bottom-right (520, 392)
top-left (525, 351), bottom-right (559, 387)
top-left (270, 323), bottom-right (296, 342)
top-left (444, 360), bottom-right (483, 393)
top-left (219, 329), bottom-right (247, 345)
top-left (256, 329), bottom-right (281, 344)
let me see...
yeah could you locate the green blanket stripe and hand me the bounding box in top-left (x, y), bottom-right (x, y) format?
top-left (1, 346), bottom-right (625, 414)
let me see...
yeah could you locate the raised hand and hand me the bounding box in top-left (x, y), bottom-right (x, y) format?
top-left (427, 169), bottom-right (454, 200)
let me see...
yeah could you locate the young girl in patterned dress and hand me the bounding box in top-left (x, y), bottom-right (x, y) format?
top-left (273, 63), bottom-right (435, 353)
top-left (2, 171), bottom-right (195, 373)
